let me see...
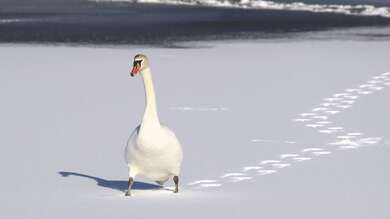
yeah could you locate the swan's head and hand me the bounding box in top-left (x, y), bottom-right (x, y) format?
top-left (130, 54), bottom-right (149, 77)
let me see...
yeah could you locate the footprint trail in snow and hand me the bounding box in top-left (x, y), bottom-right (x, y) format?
top-left (186, 72), bottom-right (389, 189)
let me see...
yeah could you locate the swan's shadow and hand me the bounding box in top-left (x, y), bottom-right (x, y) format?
top-left (58, 171), bottom-right (165, 192)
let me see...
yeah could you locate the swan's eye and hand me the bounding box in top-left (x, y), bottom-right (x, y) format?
top-left (133, 60), bottom-right (142, 67)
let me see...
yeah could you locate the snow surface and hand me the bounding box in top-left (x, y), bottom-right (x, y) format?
top-left (1, 41), bottom-right (390, 218)
top-left (92, 0), bottom-right (390, 18)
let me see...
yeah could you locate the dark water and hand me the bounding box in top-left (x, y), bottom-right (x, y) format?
top-left (1, 0), bottom-right (390, 45)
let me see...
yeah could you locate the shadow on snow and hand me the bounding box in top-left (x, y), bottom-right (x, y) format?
top-left (58, 171), bottom-right (162, 192)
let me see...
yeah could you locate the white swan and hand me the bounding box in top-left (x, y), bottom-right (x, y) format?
top-left (124, 54), bottom-right (183, 196)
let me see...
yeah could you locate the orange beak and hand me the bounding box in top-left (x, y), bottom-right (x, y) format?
top-left (130, 64), bottom-right (140, 77)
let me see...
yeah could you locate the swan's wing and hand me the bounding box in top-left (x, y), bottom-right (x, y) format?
top-left (161, 126), bottom-right (184, 173)
top-left (124, 125), bottom-right (140, 163)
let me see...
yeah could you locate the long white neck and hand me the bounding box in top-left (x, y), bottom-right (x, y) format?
top-left (140, 67), bottom-right (161, 132)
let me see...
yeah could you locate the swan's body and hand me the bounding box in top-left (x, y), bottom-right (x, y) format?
top-left (125, 54), bottom-right (183, 195)
top-left (125, 125), bottom-right (182, 182)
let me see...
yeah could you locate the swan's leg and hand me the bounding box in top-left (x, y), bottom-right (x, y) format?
top-left (125, 177), bottom-right (134, 196)
top-left (125, 166), bottom-right (137, 196)
top-left (173, 176), bottom-right (179, 193)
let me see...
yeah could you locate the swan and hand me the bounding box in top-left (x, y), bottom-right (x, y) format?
top-left (124, 54), bottom-right (183, 196)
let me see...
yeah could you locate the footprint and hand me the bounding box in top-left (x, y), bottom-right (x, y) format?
top-left (187, 180), bottom-right (218, 186)
top-left (300, 113), bottom-right (316, 117)
top-left (328, 127), bottom-right (344, 130)
top-left (312, 107), bottom-right (329, 112)
top-left (170, 107), bottom-right (193, 111)
top-left (347, 132), bottom-right (362, 136)
top-left (312, 151), bottom-right (332, 156)
top-left (336, 105), bottom-right (352, 109)
top-left (320, 102), bottom-right (338, 107)
top-left (325, 110), bottom-right (340, 115)
top-left (251, 139), bottom-right (273, 143)
top-left (358, 137), bottom-right (382, 145)
top-left (359, 84), bottom-right (374, 88)
top-left (220, 173), bottom-right (246, 178)
top-left (358, 91), bottom-right (373, 95)
top-left (312, 115), bottom-right (328, 120)
top-left (333, 93), bottom-right (348, 97)
top-left (292, 157), bottom-right (312, 162)
top-left (284, 141), bottom-right (297, 144)
top-left (345, 88), bottom-right (361, 92)
top-left (198, 183), bottom-right (222, 188)
top-left (318, 130), bottom-right (336, 134)
top-left (243, 166), bottom-right (263, 171)
top-left (328, 139), bottom-right (358, 146)
top-left (321, 129), bottom-right (342, 133)
top-left (367, 80), bottom-right (382, 84)
top-left (271, 163), bottom-right (291, 168)
top-left (229, 176), bottom-right (252, 182)
top-left (337, 135), bottom-right (357, 139)
top-left (257, 170), bottom-right (277, 175)
top-left (338, 145), bottom-right (358, 150)
top-left (301, 148), bottom-right (323, 153)
top-left (306, 124), bottom-right (324, 128)
top-left (344, 95), bottom-right (359, 99)
top-left (280, 154), bottom-right (299, 159)
top-left (369, 86), bottom-right (384, 91)
top-left (198, 107), bottom-right (220, 112)
top-left (293, 118), bottom-right (312, 122)
top-left (260, 160), bottom-right (280, 165)
top-left (324, 98), bottom-right (342, 102)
